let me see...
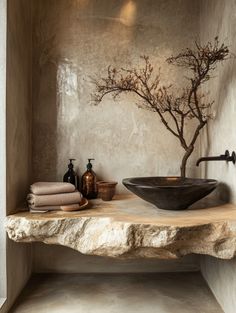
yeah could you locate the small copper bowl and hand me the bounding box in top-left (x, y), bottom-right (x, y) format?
top-left (97, 181), bottom-right (118, 201)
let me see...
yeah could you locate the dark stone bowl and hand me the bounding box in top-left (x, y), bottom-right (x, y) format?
top-left (122, 177), bottom-right (218, 210)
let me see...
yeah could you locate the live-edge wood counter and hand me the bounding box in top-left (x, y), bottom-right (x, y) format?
top-left (5, 195), bottom-right (236, 259)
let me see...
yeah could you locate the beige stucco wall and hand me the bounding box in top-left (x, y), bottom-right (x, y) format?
top-left (4, 0), bottom-right (32, 311)
top-left (31, 0), bottom-right (201, 273)
top-left (199, 1), bottom-right (236, 313)
top-left (32, 0), bottom-right (201, 189)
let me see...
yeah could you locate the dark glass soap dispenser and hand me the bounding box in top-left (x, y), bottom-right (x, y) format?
top-left (81, 159), bottom-right (97, 199)
top-left (63, 159), bottom-right (78, 189)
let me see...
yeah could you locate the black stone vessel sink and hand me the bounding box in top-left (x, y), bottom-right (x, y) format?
top-left (122, 177), bottom-right (218, 210)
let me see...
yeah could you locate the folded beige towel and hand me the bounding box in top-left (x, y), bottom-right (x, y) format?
top-left (30, 204), bottom-right (80, 212)
top-left (27, 191), bottom-right (82, 208)
top-left (30, 182), bottom-right (75, 195)
top-left (30, 205), bottom-right (61, 212)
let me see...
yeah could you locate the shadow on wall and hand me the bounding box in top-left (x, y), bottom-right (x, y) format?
top-left (214, 182), bottom-right (231, 203)
top-left (32, 1), bottom-right (60, 182)
top-left (32, 242), bottom-right (200, 273)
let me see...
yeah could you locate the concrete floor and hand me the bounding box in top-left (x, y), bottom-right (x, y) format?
top-left (10, 273), bottom-right (223, 313)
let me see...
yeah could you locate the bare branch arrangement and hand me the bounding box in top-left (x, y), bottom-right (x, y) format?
top-left (91, 37), bottom-right (229, 178)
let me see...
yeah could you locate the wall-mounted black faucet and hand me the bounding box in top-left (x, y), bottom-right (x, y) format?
top-left (196, 150), bottom-right (236, 166)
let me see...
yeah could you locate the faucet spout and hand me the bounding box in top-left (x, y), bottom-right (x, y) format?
top-left (196, 150), bottom-right (236, 166)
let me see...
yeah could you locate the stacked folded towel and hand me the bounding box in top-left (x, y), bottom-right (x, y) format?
top-left (27, 182), bottom-right (83, 212)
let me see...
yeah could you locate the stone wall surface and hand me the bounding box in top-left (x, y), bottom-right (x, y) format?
top-left (200, 1), bottom-right (236, 313)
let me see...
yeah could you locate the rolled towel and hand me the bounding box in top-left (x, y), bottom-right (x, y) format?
top-left (30, 182), bottom-right (75, 195)
top-left (27, 191), bottom-right (82, 208)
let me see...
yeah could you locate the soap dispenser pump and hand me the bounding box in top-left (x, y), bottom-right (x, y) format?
top-left (63, 158), bottom-right (78, 189)
top-left (81, 158), bottom-right (97, 199)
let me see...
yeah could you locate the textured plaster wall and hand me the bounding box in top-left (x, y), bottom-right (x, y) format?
top-left (5, 0), bottom-right (32, 311)
top-left (31, 0), bottom-right (201, 273)
top-left (32, 0), bottom-right (200, 190)
top-left (199, 1), bottom-right (236, 313)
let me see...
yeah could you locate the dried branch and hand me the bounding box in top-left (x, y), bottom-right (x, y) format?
top-left (91, 38), bottom-right (229, 177)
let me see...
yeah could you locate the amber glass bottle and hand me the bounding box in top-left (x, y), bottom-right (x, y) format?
top-left (81, 159), bottom-right (97, 199)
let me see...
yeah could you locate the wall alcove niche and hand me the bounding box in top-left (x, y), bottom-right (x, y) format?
top-left (3, 1), bottom-right (236, 313)
top-left (29, 0), bottom-right (201, 273)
